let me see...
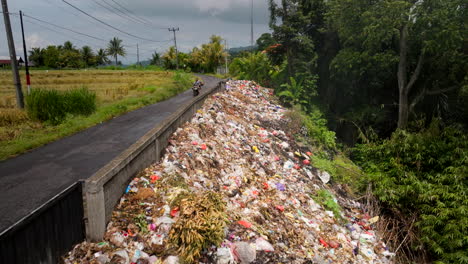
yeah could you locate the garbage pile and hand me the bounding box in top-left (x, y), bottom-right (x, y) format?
top-left (64, 80), bottom-right (394, 264)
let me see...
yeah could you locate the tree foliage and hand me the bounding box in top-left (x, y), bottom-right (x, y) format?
top-left (28, 41), bottom-right (110, 68)
top-left (229, 52), bottom-right (276, 87)
top-left (107, 37), bottom-right (126, 66)
top-left (262, 1), bottom-right (467, 262)
top-left (326, 0), bottom-right (467, 131)
top-left (163, 35), bottom-right (227, 73)
top-left (354, 121), bottom-right (468, 263)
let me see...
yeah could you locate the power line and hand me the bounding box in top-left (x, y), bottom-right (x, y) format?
top-left (91, 0), bottom-right (142, 26)
top-left (18, 12), bottom-right (144, 50)
top-left (23, 17), bottom-right (103, 47)
top-left (62, 0), bottom-right (171, 43)
top-left (109, 0), bottom-right (150, 25)
top-left (108, 0), bottom-right (166, 29)
top-left (22, 13), bottom-right (108, 43)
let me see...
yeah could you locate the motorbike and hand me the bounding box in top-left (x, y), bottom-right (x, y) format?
top-left (192, 82), bottom-right (203, 96)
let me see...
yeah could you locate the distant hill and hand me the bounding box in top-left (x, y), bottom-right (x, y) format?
top-left (228, 46), bottom-right (257, 57)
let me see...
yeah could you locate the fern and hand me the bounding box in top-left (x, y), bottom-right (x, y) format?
top-left (354, 120), bottom-right (468, 263)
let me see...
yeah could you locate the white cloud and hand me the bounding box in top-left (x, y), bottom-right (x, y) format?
top-left (26, 33), bottom-right (51, 48)
top-left (193, 0), bottom-right (250, 13)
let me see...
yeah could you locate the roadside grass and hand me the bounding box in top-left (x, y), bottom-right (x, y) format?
top-left (0, 69), bottom-right (194, 160)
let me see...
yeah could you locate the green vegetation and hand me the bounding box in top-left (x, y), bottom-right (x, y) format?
top-left (354, 121), bottom-right (467, 263)
top-left (313, 189), bottom-right (343, 221)
top-left (0, 70), bottom-right (194, 160)
top-left (106, 37), bottom-right (126, 66)
top-left (163, 35), bottom-right (228, 73)
top-left (26, 87), bottom-right (96, 124)
top-left (135, 213), bottom-right (149, 235)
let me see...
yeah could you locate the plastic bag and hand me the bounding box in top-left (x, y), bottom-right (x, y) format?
top-left (255, 237), bottom-right (274, 252)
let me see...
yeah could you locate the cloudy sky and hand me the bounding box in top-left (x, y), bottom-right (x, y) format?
top-left (0, 0), bottom-right (272, 63)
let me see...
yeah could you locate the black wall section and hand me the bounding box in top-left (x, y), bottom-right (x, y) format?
top-left (0, 182), bottom-right (85, 264)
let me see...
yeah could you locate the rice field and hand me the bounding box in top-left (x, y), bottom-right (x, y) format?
top-left (0, 69), bottom-right (176, 108)
top-left (0, 69), bottom-right (192, 160)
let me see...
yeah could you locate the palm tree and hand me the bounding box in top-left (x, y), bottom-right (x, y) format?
top-left (29, 47), bottom-right (45, 66)
top-left (162, 46), bottom-right (177, 69)
top-left (200, 35), bottom-right (226, 72)
top-left (150, 52), bottom-right (160, 66)
top-left (81, 46), bottom-right (94, 67)
top-left (96, 48), bottom-right (110, 65)
top-left (63, 41), bottom-right (75, 51)
top-left (106, 37), bottom-right (126, 65)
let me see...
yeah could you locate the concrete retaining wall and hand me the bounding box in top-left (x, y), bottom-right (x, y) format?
top-left (84, 81), bottom-right (226, 241)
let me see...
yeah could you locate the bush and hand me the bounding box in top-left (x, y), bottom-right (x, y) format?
top-left (64, 87), bottom-right (96, 116)
top-left (26, 88), bottom-right (97, 125)
top-left (172, 71), bottom-right (193, 92)
top-left (313, 189), bottom-right (343, 221)
top-left (286, 106), bottom-right (337, 151)
top-left (354, 121), bottom-right (468, 263)
top-left (26, 89), bottom-right (66, 124)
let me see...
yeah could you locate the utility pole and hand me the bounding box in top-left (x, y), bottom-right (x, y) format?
top-left (168, 27), bottom-right (179, 70)
top-left (250, 0), bottom-right (254, 49)
top-left (1, 0), bottom-right (24, 108)
top-left (20, 10), bottom-right (31, 94)
top-left (136, 43), bottom-right (139, 66)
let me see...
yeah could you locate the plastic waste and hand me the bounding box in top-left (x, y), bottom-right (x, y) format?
top-left (216, 247), bottom-right (235, 264)
top-left (110, 232), bottom-right (125, 247)
top-left (112, 250), bottom-right (129, 264)
top-left (255, 237), bottom-right (274, 252)
top-left (64, 80), bottom-right (395, 264)
top-left (318, 170), bottom-right (331, 184)
top-left (233, 242), bottom-right (256, 264)
top-left (163, 256), bottom-right (179, 264)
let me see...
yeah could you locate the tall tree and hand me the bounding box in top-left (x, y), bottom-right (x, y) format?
top-left (203, 35), bottom-right (226, 73)
top-left (43, 45), bottom-right (60, 68)
top-left (269, 0), bottom-right (318, 106)
top-left (96, 48), bottom-right (110, 65)
top-left (150, 52), bottom-right (160, 66)
top-left (328, 0), bottom-right (466, 129)
top-left (29, 47), bottom-right (44, 66)
top-left (256, 33), bottom-right (275, 52)
top-left (162, 46), bottom-right (177, 69)
top-left (106, 37), bottom-right (126, 65)
top-left (63, 41), bottom-right (75, 51)
top-left (81, 46), bottom-right (94, 67)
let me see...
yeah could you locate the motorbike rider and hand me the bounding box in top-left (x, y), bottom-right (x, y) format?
top-left (192, 78), bottom-right (204, 96)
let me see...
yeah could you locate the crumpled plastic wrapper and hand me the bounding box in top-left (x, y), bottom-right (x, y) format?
top-left (64, 80), bottom-right (394, 264)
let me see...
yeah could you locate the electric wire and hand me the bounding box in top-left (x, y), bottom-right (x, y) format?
top-left (108, 0), bottom-right (167, 29)
top-left (90, 0), bottom-right (143, 26)
top-left (23, 17), bottom-right (103, 48)
top-left (22, 13), bottom-right (108, 43)
top-left (62, 0), bottom-right (171, 43)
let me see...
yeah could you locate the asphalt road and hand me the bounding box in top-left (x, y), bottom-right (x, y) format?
top-left (0, 75), bottom-right (221, 233)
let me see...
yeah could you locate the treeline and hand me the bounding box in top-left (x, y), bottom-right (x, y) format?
top-left (28, 37), bottom-right (129, 68)
top-left (229, 0), bottom-right (467, 263)
top-left (28, 35), bottom-right (227, 74)
top-left (161, 35), bottom-right (227, 73)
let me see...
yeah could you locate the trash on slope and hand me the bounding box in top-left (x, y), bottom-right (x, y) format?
top-left (64, 80), bottom-right (394, 264)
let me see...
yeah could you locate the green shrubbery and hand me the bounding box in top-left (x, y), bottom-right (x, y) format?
top-left (313, 189), bottom-right (343, 221)
top-left (354, 121), bottom-right (467, 263)
top-left (64, 88), bottom-right (97, 116)
top-left (172, 71), bottom-right (194, 92)
top-left (25, 87), bottom-right (97, 125)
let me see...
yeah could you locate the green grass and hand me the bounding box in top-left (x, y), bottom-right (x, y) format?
top-left (312, 189), bottom-right (343, 222)
top-left (0, 71), bottom-right (194, 160)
